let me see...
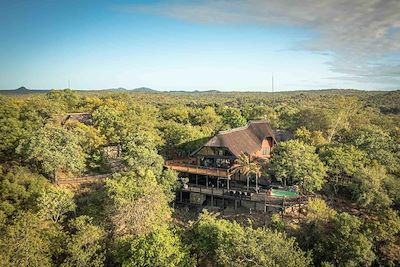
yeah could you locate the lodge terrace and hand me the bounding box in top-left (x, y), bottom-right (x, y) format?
top-left (165, 121), bottom-right (307, 212)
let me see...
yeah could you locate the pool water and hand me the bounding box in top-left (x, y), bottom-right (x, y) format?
top-left (271, 189), bottom-right (299, 197)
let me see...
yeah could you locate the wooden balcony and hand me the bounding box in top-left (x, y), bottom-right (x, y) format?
top-left (165, 159), bottom-right (232, 178)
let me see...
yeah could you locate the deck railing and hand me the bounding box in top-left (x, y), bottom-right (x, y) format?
top-left (165, 160), bottom-right (233, 177)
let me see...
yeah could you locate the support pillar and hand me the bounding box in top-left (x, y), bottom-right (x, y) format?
top-left (234, 199), bottom-right (237, 210)
top-left (227, 177), bottom-right (230, 191)
top-left (206, 176), bottom-right (209, 188)
top-left (210, 195), bottom-right (214, 206)
top-left (195, 175), bottom-right (198, 186)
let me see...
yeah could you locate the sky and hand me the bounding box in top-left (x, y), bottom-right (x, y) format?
top-left (0, 0), bottom-right (399, 91)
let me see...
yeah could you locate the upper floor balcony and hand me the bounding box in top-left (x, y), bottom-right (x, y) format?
top-left (165, 159), bottom-right (232, 178)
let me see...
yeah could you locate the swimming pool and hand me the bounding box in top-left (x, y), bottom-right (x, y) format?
top-left (271, 189), bottom-right (299, 197)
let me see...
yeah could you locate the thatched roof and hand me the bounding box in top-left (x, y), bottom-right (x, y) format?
top-left (194, 120), bottom-right (277, 157)
top-left (61, 112), bottom-right (92, 125)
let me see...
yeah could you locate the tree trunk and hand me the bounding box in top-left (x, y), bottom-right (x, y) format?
top-left (256, 174), bottom-right (259, 193)
top-left (53, 170), bottom-right (58, 184)
top-left (247, 175), bottom-right (249, 190)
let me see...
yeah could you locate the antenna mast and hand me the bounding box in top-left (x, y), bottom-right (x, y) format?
top-left (271, 73), bottom-right (274, 93)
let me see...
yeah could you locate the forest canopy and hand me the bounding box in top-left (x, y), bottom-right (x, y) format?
top-left (0, 89), bottom-right (399, 266)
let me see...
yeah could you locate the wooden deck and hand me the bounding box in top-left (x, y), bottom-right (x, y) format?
top-left (165, 160), bottom-right (232, 178)
top-left (180, 185), bottom-right (307, 206)
top-left (57, 174), bottom-right (110, 185)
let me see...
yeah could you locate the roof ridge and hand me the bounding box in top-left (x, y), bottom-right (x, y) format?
top-left (217, 120), bottom-right (270, 135)
top-left (218, 124), bottom-right (250, 135)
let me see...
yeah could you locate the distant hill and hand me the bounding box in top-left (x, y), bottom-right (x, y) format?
top-left (169, 89), bottom-right (221, 93)
top-left (131, 87), bottom-right (159, 93)
top-left (0, 87), bottom-right (49, 95)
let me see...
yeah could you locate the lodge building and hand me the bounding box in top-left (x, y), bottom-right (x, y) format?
top-left (165, 121), bottom-right (302, 211)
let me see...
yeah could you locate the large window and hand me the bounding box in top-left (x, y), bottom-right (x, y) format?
top-left (262, 147), bottom-right (271, 155)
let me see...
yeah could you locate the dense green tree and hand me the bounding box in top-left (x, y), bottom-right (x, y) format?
top-left (319, 144), bottom-right (368, 194)
top-left (105, 171), bottom-right (171, 237)
top-left (93, 99), bottom-right (161, 146)
top-left (118, 225), bottom-right (191, 267)
top-left (220, 107), bottom-right (246, 129)
top-left (64, 120), bottom-right (106, 170)
top-left (350, 164), bottom-right (392, 211)
top-left (366, 209), bottom-right (400, 266)
top-left (275, 104), bottom-right (299, 129)
top-left (0, 166), bottom-right (50, 221)
top-left (92, 99), bottom-right (127, 144)
top-left (327, 213), bottom-right (375, 266)
top-left (0, 212), bottom-right (53, 267)
top-left (270, 140), bottom-right (327, 192)
top-left (17, 125), bottom-right (86, 182)
top-left (299, 199), bottom-right (375, 266)
top-left (158, 169), bottom-right (180, 202)
top-left (122, 131), bottom-right (164, 176)
top-left (160, 120), bottom-right (210, 157)
top-left (0, 97), bottom-right (24, 159)
top-left (62, 216), bottom-right (106, 267)
top-left (344, 125), bottom-right (399, 174)
top-left (294, 127), bottom-right (327, 146)
top-left (37, 186), bottom-right (76, 223)
top-left (162, 106), bottom-right (190, 124)
top-left (295, 108), bottom-right (331, 133)
top-left (45, 89), bottom-right (80, 112)
top-left (189, 106), bottom-right (221, 129)
top-left (192, 211), bottom-right (310, 267)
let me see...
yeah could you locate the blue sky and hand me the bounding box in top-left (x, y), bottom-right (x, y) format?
top-left (0, 0), bottom-right (399, 91)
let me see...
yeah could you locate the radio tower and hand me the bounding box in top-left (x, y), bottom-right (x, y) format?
top-left (271, 73), bottom-right (274, 93)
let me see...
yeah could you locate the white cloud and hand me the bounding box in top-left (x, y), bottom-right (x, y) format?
top-left (118, 0), bottom-right (400, 88)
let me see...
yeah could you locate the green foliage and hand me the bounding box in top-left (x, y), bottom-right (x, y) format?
top-left (351, 164), bottom-right (392, 211)
top-left (294, 127), bottom-right (327, 146)
top-left (192, 211), bottom-right (310, 266)
top-left (319, 144), bottom-right (367, 193)
top-left (45, 89), bottom-right (80, 112)
top-left (271, 140), bottom-right (327, 192)
top-left (305, 198), bottom-right (337, 224)
top-left (158, 169), bottom-right (180, 202)
top-left (189, 106), bottom-right (221, 129)
top-left (37, 186), bottom-right (76, 223)
top-left (0, 166), bottom-right (50, 220)
top-left (17, 125), bottom-right (86, 181)
top-left (105, 171), bottom-right (171, 237)
top-left (119, 225), bottom-right (191, 267)
top-left (62, 216), bottom-right (106, 267)
top-left (0, 211), bottom-right (54, 267)
top-left (160, 120), bottom-right (210, 157)
top-left (64, 120), bottom-right (106, 170)
top-left (220, 107), bottom-right (246, 129)
top-left (300, 199), bottom-right (375, 266)
top-left (1, 89), bottom-right (399, 267)
top-left (93, 99), bottom-right (161, 146)
top-left (327, 213), bottom-right (375, 266)
top-left (367, 209), bottom-right (400, 266)
top-left (270, 213), bottom-right (285, 231)
top-left (122, 131), bottom-right (164, 176)
top-left (162, 106), bottom-right (190, 124)
top-left (0, 97), bottom-right (24, 158)
top-left (344, 125), bottom-right (399, 174)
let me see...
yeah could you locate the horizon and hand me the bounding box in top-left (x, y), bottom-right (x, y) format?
top-left (1, 1), bottom-right (400, 91)
top-left (2, 86), bottom-right (398, 93)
